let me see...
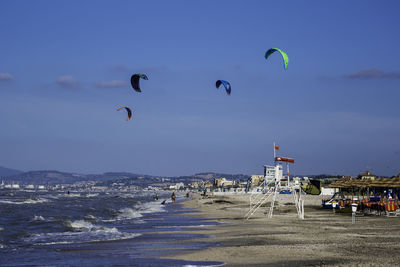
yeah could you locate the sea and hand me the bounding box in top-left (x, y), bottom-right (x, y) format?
top-left (0, 189), bottom-right (224, 266)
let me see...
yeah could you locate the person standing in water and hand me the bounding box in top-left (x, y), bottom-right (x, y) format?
top-left (171, 192), bottom-right (176, 203)
top-left (155, 193), bottom-right (159, 200)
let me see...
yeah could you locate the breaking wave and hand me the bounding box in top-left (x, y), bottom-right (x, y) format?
top-left (0, 198), bottom-right (50, 205)
top-left (117, 208), bottom-right (143, 220)
top-left (23, 219), bottom-right (140, 245)
top-left (136, 200), bottom-right (166, 214)
top-left (33, 215), bottom-right (45, 221)
top-left (85, 193), bottom-right (99, 197)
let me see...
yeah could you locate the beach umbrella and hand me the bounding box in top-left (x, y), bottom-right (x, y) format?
top-left (384, 179), bottom-right (400, 188)
top-left (326, 177), bottom-right (351, 188)
top-left (351, 179), bottom-right (371, 188)
top-left (335, 182), bottom-right (352, 189)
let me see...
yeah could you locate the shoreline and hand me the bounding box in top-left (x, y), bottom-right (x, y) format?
top-left (165, 193), bottom-right (400, 266)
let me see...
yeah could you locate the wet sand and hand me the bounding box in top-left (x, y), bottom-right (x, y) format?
top-left (166, 193), bottom-right (400, 266)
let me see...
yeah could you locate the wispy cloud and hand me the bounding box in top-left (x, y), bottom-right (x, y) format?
top-left (94, 80), bottom-right (129, 88)
top-left (0, 73), bottom-right (14, 81)
top-left (56, 75), bottom-right (80, 88)
top-left (346, 68), bottom-right (400, 79)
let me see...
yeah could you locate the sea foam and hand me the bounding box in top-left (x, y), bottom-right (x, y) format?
top-left (0, 198), bottom-right (49, 205)
top-left (117, 208), bottom-right (143, 220)
top-left (33, 215), bottom-right (45, 221)
top-left (24, 219), bottom-right (140, 246)
top-left (135, 200), bottom-right (166, 214)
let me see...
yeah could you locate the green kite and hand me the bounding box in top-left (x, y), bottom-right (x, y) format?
top-left (265, 48), bottom-right (289, 70)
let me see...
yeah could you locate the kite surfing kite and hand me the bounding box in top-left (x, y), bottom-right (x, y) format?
top-left (130, 74), bottom-right (148, 92)
top-left (265, 48), bottom-right (289, 70)
top-left (216, 80), bottom-right (231, 95)
top-left (117, 106), bottom-right (133, 121)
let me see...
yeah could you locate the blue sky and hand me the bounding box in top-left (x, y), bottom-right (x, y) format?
top-left (0, 0), bottom-right (399, 176)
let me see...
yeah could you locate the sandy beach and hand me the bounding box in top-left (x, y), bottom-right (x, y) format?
top-left (166, 193), bottom-right (400, 266)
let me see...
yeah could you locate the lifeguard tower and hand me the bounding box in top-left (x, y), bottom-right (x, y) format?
top-left (244, 143), bottom-right (304, 220)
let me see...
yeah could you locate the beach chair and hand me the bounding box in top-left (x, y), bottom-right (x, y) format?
top-left (367, 202), bottom-right (378, 215)
top-left (364, 202), bottom-right (372, 215)
top-left (385, 201), bottom-right (398, 217)
top-left (355, 201), bottom-right (364, 216)
top-left (359, 199), bottom-right (368, 215)
top-left (396, 207), bottom-right (400, 217)
top-left (377, 202), bottom-right (385, 216)
top-left (395, 201), bottom-right (400, 216)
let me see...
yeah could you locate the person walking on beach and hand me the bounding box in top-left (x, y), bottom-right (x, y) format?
top-left (171, 192), bottom-right (176, 203)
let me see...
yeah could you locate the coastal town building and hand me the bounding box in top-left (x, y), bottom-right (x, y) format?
top-left (189, 181), bottom-right (213, 190)
top-left (250, 175), bottom-right (264, 187)
top-left (213, 177), bottom-right (233, 188)
top-left (169, 182), bottom-right (185, 190)
top-left (358, 171), bottom-right (375, 180)
top-left (189, 182), bottom-right (200, 189)
top-left (204, 181), bottom-right (213, 188)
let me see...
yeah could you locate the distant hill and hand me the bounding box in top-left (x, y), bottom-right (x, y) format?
top-left (1, 169), bottom-right (251, 186)
top-left (3, 170), bottom-right (88, 185)
top-left (97, 172), bottom-right (250, 188)
top-left (0, 166), bottom-right (23, 177)
top-left (2, 170), bottom-right (146, 185)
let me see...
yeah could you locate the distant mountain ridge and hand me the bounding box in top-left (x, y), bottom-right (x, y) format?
top-left (3, 170), bottom-right (89, 185)
top-left (1, 170), bottom-right (147, 185)
top-left (1, 166), bottom-right (345, 186)
top-left (0, 166), bottom-right (23, 177)
top-left (0, 169), bottom-right (251, 186)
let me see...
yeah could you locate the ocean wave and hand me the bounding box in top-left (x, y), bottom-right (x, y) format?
top-left (25, 231), bottom-right (141, 246)
top-left (33, 215), bottom-right (45, 221)
top-left (67, 220), bottom-right (107, 231)
top-left (62, 193), bottom-right (81, 197)
top-left (135, 200), bottom-right (166, 214)
top-left (85, 193), bottom-right (99, 197)
top-left (117, 208), bottom-right (143, 220)
top-left (112, 201), bottom-right (165, 221)
top-left (45, 195), bottom-right (60, 199)
top-left (24, 220), bottom-right (140, 245)
top-left (115, 193), bottom-right (135, 199)
top-left (100, 200), bottom-right (166, 222)
top-left (0, 198), bottom-right (50, 205)
top-left (83, 214), bottom-right (97, 221)
top-left (102, 204), bottom-right (160, 222)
